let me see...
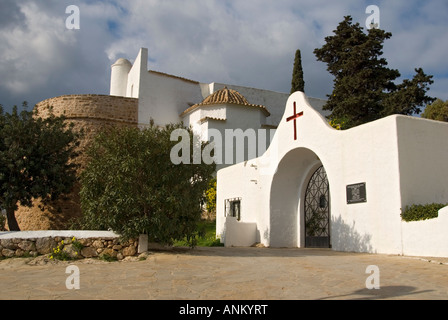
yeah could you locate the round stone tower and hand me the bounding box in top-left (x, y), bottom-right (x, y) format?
top-left (13, 94), bottom-right (138, 230)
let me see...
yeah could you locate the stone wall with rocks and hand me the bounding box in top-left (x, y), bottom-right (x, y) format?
top-left (12, 94), bottom-right (139, 231)
top-left (0, 235), bottom-right (139, 261)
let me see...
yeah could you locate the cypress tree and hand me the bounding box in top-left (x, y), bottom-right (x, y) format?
top-left (291, 49), bottom-right (305, 94)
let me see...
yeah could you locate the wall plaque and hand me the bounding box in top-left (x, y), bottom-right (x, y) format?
top-left (346, 183), bottom-right (367, 204)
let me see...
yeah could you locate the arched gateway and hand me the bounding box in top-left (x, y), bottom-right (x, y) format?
top-left (268, 147), bottom-right (330, 248)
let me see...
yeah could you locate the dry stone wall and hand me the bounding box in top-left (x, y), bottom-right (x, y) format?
top-left (13, 95), bottom-right (138, 231)
top-left (0, 235), bottom-right (139, 261)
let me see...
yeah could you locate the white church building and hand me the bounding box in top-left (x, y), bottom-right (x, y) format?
top-left (217, 92), bottom-right (448, 257)
top-left (111, 48), bottom-right (448, 258)
top-left (111, 48), bottom-right (327, 128)
top-left (110, 48), bottom-right (326, 169)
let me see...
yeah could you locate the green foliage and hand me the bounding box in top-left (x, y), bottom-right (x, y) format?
top-left (0, 103), bottom-right (80, 231)
top-left (328, 115), bottom-right (350, 130)
top-left (314, 16), bottom-right (435, 129)
top-left (0, 213), bottom-right (5, 231)
top-left (50, 243), bottom-right (72, 261)
top-left (401, 203), bottom-right (447, 222)
top-left (205, 178), bottom-right (217, 214)
top-left (78, 123), bottom-right (215, 247)
top-left (291, 49), bottom-right (305, 93)
top-left (71, 238), bottom-right (84, 252)
top-left (421, 99), bottom-right (448, 122)
top-left (173, 220), bottom-right (223, 247)
top-left (49, 237), bottom-right (83, 261)
top-left (99, 253), bottom-right (118, 262)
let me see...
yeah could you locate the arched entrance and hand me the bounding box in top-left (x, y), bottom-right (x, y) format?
top-left (269, 147), bottom-right (330, 248)
top-left (304, 166), bottom-right (330, 248)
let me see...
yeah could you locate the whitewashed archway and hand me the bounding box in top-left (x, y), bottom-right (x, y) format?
top-left (269, 147), bottom-right (327, 248)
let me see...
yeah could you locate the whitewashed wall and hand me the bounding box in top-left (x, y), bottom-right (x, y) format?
top-left (396, 116), bottom-right (448, 206)
top-left (396, 116), bottom-right (448, 257)
top-left (218, 92), bottom-right (448, 258)
top-left (138, 72), bottom-right (203, 126)
top-left (126, 48), bottom-right (147, 100)
top-left (401, 206), bottom-right (448, 257)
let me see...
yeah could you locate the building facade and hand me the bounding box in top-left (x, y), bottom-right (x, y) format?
top-left (217, 92), bottom-right (448, 258)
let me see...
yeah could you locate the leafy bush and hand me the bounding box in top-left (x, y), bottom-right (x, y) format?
top-left (401, 203), bottom-right (447, 222)
top-left (422, 99), bottom-right (448, 122)
top-left (173, 220), bottom-right (223, 247)
top-left (78, 124), bottom-right (215, 246)
top-left (329, 115), bottom-right (350, 130)
top-left (205, 178), bottom-right (217, 215)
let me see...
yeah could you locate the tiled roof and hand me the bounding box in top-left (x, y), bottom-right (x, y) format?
top-left (181, 87), bottom-right (270, 117)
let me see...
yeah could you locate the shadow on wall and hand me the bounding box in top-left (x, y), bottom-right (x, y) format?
top-left (331, 216), bottom-right (374, 254)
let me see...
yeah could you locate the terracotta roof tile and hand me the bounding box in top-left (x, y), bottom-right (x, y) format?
top-left (181, 87), bottom-right (270, 117)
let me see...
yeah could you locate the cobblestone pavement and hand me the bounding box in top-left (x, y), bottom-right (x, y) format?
top-left (1, 247), bottom-right (447, 300)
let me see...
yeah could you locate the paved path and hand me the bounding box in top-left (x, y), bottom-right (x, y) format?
top-left (1, 247), bottom-right (447, 300)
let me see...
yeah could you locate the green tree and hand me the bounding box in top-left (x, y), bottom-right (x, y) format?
top-left (0, 212), bottom-right (6, 231)
top-left (205, 178), bottom-right (217, 216)
top-left (314, 16), bottom-right (435, 129)
top-left (78, 123), bottom-right (215, 246)
top-left (421, 99), bottom-right (448, 122)
top-left (290, 49), bottom-right (305, 93)
top-left (0, 103), bottom-right (80, 231)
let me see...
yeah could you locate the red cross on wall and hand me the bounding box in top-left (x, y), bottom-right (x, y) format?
top-left (286, 102), bottom-right (304, 140)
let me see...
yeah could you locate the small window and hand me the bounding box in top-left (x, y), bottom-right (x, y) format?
top-left (225, 198), bottom-right (242, 221)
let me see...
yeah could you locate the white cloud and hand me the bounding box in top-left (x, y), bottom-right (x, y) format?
top-left (0, 2), bottom-right (76, 94)
top-left (0, 0), bottom-right (122, 108)
top-left (0, 0), bottom-right (446, 111)
top-left (380, 1), bottom-right (448, 72)
top-left (104, 0), bottom-right (348, 94)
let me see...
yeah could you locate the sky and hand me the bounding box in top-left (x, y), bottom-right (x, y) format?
top-left (0, 0), bottom-right (447, 113)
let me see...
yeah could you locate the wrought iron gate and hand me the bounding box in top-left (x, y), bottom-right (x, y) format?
top-left (304, 166), bottom-right (330, 248)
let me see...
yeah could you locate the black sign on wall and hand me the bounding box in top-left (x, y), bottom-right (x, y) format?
top-left (346, 183), bottom-right (367, 204)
